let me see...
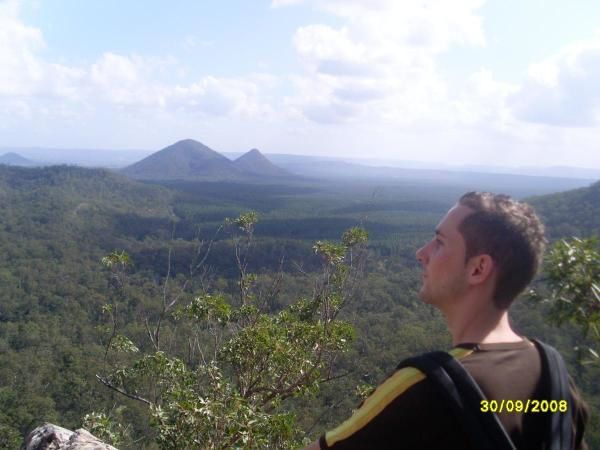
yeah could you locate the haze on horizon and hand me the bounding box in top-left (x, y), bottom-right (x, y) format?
top-left (2, 0), bottom-right (600, 170)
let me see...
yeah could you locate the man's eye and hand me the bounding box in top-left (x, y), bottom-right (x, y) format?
top-left (436, 239), bottom-right (443, 245)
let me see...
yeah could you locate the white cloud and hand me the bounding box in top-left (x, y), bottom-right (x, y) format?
top-left (172, 76), bottom-right (270, 117)
top-left (0, 0), bottom-right (45, 96)
top-left (86, 60), bottom-right (272, 118)
top-left (88, 53), bottom-right (172, 108)
top-left (0, 3), bottom-right (272, 121)
top-left (510, 36), bottom-right (600, 127)
top-left (453, 68), bottom-right (518, 125)
top-left (282, 0), bottom-right (487, 125)
top-left (1, 0), bottom-right (496, 149)
top-left (320, 0), bottom-right (486, 52)
top-left (294, 25), bottom-right (369, 72)
top-left (280, 0), bottom-right (485, 52)
top-left (91, 53), bottom-right (139, 86)
top-left (0, 0), bottom-right (89, 108)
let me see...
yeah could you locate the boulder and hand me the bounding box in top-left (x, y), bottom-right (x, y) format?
top-left (22, 423), bottom-right (118, 450)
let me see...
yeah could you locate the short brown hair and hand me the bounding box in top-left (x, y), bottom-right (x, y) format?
top-left (458, 192), bottom-right (546, 308)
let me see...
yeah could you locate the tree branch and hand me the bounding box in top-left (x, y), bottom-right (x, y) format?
top-left (96, 374), bottom-right (151, 406)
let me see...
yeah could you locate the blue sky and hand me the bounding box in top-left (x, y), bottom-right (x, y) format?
top-left (2, 0), bottom-right (600, 168)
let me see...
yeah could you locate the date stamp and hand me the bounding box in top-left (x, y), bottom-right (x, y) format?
top-left (480, 399), bottom-right (568, 413)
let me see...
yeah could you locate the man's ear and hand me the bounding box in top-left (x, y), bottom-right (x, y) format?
top-left (467, 254), bottom-right (495, 285)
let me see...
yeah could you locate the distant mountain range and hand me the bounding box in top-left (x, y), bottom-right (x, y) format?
top-left (121, 139), bottom-right (291, 181)
top-left (221, 153), bottom-right (600, 181)
top-left (0, 152), bottom-right (36, 166)
top-left (262, 155), bottom-right (596, 198)
top-left (2, 143), bottom-right (599, 188)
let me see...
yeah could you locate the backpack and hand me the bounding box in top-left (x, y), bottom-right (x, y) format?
top-left (397, 339), bottom-right (573, 450)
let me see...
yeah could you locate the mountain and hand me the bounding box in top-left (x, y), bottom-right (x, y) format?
top-left (121, 139), bottom-right (241, 181)
top-left (121, 140), bottom-right (292, 181)
top-left (0, 152), bottom-right (36, 166)
top-left (528, 179), bottom-right (600, 238)
top-left (232, 149), bottom-right (290, 177)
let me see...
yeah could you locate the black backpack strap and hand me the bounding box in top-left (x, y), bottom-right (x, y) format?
top-left (531, 339), bottom-right (573, 450)
top-left (399, 351), bottom-right (516, 450)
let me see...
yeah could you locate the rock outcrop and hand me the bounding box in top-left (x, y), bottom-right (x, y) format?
top-left (22, 423), bottom-right (117, 450)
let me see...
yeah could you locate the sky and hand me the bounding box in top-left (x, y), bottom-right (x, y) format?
top-left (2, 0), bottom-right (600, 168)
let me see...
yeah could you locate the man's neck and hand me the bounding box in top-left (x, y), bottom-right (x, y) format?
top-left (443, 299), bottom-right (522, 346)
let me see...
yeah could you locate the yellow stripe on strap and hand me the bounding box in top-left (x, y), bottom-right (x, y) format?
top-left (325, 347), bottom-right (473, 447)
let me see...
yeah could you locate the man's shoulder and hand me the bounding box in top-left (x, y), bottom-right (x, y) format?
top-left (321, 348), bottom-right (474, 449)
top-left (355, 346), bottom-right (475, 424)
top-left (323, 364), bottom-right (428, 447)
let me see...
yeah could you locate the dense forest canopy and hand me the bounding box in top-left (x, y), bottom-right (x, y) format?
top-left (529, 181), bottom-right (600, 238)
top-left (0, 165), bottom-right (598, 448)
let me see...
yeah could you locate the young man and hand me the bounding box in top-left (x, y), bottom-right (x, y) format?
top-left (304, 192), bottom-right (588, 450)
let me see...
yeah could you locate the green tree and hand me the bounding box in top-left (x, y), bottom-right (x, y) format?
top-left (530, 237), bottom-right (600, 361)
top-left (92, 214), bottom-right (368, 449)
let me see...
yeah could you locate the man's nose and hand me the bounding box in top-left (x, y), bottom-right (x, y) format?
top-left (416, 245), bottom-right (427, 263)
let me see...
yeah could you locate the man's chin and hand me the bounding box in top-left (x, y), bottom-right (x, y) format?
top-left (417, 289), bottom-right (430, 304)
top-left (418, 288), bottom-right (439, 306)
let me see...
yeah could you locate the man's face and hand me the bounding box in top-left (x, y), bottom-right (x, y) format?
top-left (415, 204), bottom-right (473, 308)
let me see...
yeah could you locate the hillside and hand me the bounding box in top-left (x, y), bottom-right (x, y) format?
top-left (0, 164), bottom-right (173, 219)
top-left (0, 152), bottom-right (36, 166)
top-left (121, 139), bottom-right (241, 181)
top-left (529, 179), bottom-right (600, 238)
top-left (232, 148), bottom-right (290, 177)
top-left (0, 165), bottom-right (179, 445)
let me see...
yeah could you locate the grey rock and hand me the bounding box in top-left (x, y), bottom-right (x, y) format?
top-left (22, 423), bottom-right (118, 450)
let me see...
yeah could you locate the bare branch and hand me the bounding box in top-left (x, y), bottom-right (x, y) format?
top-left (144, 317), bottom-right (158, 351)
top-left (190, 224), bottom-right (222, 277)
top-left (163, 246), bottom-right (172, 309)
top-left (96, 374), bottom-right (151, 406)
top-left (263, 253), bottom-right (285, 309)
top-left (320, 370), bottom-right (351, 383)
top-left (292, 261), bottom-right (309, 277)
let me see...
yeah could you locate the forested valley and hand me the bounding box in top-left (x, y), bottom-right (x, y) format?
top-left (0, 165), bottom-right (598, 448)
